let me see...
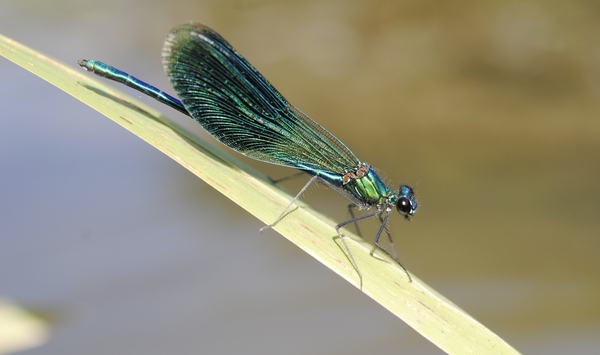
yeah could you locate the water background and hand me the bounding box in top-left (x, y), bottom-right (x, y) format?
top-left (1, 1), bottom-right (599, 354)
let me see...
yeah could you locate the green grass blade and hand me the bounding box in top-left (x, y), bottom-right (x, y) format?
top-left (0, 33), bottom-right (521, 354)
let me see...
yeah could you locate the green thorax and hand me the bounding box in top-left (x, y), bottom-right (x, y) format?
top-left (342, 164), bottom-right (396, 207)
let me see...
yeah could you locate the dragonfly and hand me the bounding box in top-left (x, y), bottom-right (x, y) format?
top-left (79, 22), bottom-right (418, 285)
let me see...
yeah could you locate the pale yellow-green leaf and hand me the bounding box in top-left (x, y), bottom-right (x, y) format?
top-left (0, 33), bottom-right (520, 354)
top-left (0, 299), bottom-right (49, 354)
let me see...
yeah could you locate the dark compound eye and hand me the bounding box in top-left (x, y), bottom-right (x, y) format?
top-left (396, 197), bottom-right (413, 215)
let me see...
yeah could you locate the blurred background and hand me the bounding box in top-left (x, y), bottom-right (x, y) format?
top-left (1, 0), bottom-right (599, 354)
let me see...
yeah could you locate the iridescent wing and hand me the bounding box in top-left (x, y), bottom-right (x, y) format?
top-left (162, 23), bottom-right (359, 175)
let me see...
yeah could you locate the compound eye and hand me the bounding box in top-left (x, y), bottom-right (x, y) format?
top-left (396, 197), bottom-right (413, 216)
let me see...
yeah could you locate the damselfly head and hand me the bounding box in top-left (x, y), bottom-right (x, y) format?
top-left (396, 185), bottom-right (417, 220)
